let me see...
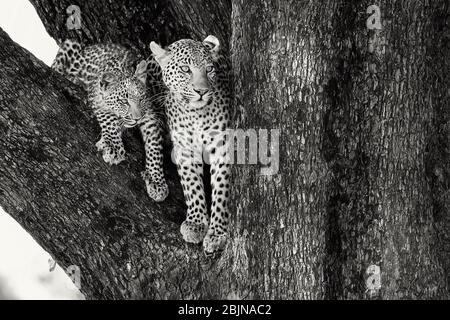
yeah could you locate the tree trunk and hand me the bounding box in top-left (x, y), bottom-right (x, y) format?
top-left (1, 0), bottom-right (449, 300)
top-left (229, 0), bottom-right (449, 299)
top-left (321, 0), bottom-right (450, 299)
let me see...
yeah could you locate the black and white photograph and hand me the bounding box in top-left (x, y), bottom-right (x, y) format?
top-left (0, 0), bottom-right (449, 304)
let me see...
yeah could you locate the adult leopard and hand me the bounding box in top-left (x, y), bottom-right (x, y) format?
top-left (150, 36), bottom-right (232, 256)
top-left (52, 40), bottom-right (168, 202)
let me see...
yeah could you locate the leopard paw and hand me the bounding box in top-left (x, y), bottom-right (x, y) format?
top-left (180, 220), bottom-right (208, 244)
top-left (141, 171), bottom-right (169, 202)
top-left (203, 232), bottom-right (228, 257)
top-left (95, 138), bottom-right (125, 165)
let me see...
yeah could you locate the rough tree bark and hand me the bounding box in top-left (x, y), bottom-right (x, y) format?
top-left (0, 0), bottom-right (449, 300)
top-left (29, 0), bottom-right (231, 52)
top-left (230, 0), bottom-right (449, 299)
top-left (320, 0), bottom-right (450, 299)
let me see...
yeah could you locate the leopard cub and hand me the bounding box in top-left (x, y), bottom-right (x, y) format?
top-left (52, 40), bottom-right (168, 202)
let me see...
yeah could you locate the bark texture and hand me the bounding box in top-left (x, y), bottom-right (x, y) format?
top-left (0, 0), bottom-right (449, 300)
top-left (230, 0), bottom-right (450, 299)
top-left (321, 0), bottom-right (450, 299)
top-left (29, 0), bottom-right (231, 53)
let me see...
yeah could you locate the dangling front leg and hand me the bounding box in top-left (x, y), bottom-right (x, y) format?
top-left (95, 110), bottom-right (126, 165)
top-left (174, 143), bottom-right (209, 244)
top-left (203, 139), bottom-right (231, 256)
top-left (139, 118), bottom-right (169, 202)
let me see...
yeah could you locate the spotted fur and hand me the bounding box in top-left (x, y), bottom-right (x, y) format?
top-left (150, 36), bottom-right (231, 256)
top-left (52, 40), bottom-right (168, 202)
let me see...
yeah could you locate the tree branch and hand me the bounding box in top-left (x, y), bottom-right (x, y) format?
top-left (29, 0), bottom-right (231, 53)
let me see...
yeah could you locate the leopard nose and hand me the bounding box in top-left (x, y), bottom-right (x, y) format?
top-left (193, 88), bottom-right (209, 97)
top-left (128, 99), bottom-right (142, 119)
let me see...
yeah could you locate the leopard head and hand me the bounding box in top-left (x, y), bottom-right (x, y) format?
top-left (150, 36), bottom-right (221, 110)
top-left (98, 60), bottom-right (149, 123)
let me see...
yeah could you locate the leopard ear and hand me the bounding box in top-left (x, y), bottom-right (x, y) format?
top-left (134, 60), bottom-right (148, 85)
top-left (99, 72), bottom-right (117, 90)
top-left (150, 41), bottom-right (170, 67)
top-left (203, 35), bottom-right (220, 61)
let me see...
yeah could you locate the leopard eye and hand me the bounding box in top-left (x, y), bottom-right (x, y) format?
top-left (180, 65), bottom-right (190, 73)
top-left (206, 65), bottom-right (214, 73)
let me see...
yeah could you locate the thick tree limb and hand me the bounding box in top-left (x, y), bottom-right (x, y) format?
top-left (29, 0), bottom-right (231, 52)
